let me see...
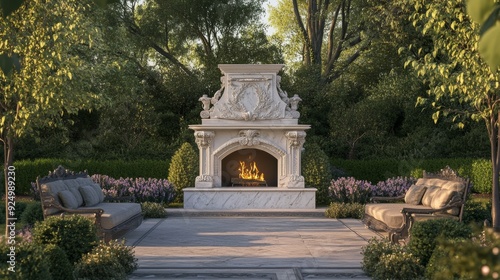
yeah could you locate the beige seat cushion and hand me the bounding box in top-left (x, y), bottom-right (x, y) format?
top-left (364, 203), bottom-right (432, 229)
top-left (80, 203), bottom-right (142, 230)
top-left (404, 185), bottom-right (427, 205)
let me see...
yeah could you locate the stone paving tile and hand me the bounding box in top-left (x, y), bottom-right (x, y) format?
top-left (124, 214), bottom-right (380, 279)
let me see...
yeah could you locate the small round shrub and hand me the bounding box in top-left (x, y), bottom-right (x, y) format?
top-left (302, 142), bottom-right (332, 206)
top-left (0, 242), bottom-right (51, 280)
top-left (43, 244), bottom-right (73, 280)
top-left (361, 238), bottom-right (401, 276)
top-left (374, 250), bottom-right (424, 280)
top-left (463, 199), bottom-right (492, 225)
top-left (426, 235), bottom-right (500, 280)
top-left (168, 142), bottom-right (198, 203)
top-left (94, 239), bottom-right (138, 274)
top-left (141, 202), bottom-right (167, 218)
top-left (20, 201), bottom-right (44, 225)
top-left (73, 249), bottom-right (126, 280)
top-left (73, 239), bottom-right (136, 280)
top-left (14, 201), bottom-right (29, 220)
top-left (32, 215), bottom-right (99, 265)
top-left (325, 202), bottom-right (364, 219)
top-left (408, 218), bottom-right (472, 267)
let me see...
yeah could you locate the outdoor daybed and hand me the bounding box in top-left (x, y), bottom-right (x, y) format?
top-left (363, 166), bottom-right (471, 243)
top-left (37, 166), bottom-right (143, 241)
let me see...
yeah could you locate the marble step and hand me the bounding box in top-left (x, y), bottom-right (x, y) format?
top-left (165, 208), bottom-right (327, 217)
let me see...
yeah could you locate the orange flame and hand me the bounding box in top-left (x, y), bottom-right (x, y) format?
top-left (238, 161), bottom-right (265, 181)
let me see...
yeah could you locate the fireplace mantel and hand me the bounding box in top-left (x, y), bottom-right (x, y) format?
top-left (185, 64), bottom-right (315, 209)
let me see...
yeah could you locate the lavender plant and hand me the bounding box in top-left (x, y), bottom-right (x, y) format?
top-left (91, 175), bottom-right (175, 204)
top-left (329, 176), bottom-right (416, 204)
top-left (371, 177), bottom-right (416, 198)
top-left (328, 177), bottom-right (373, 204)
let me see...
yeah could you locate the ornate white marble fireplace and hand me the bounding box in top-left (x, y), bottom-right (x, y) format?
top-left (184, 64), bottom-right (316, 209)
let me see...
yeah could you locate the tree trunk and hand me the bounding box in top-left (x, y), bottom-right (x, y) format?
top-left (3, 135), bottom-right (14, 240)
top-left (491, 111), bottom-right (500, 231)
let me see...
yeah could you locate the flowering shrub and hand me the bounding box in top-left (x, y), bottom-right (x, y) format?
top-left (73, 239), bottom-right (137, 279)
top-left (92, 175), bottom-right (175, 204)
top-left (328, 177), bottom-right (372, 204)
top-left (362, 237), bottom-right (424, 279)
top-left (329, 176), bottom-right (416, 204)
top-left (371, 176), bottom-right (416, 197)
top-left (141, 202), bottom-right (167, 218)
top-left (325, 202), bottom-right (364, 219)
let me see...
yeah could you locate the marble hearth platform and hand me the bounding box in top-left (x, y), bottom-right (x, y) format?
top-left (183, 187), bottom-right (317, 210)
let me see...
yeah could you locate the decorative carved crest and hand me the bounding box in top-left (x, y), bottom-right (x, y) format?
top-left (37, 165), bottom-right (88, 184)
top-left (423, 166), bottom-right (467, 182)
top-left (239, 130), bottom-right (260, 146)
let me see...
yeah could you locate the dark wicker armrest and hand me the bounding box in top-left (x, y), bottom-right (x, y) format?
top-left (370, 195), bottom-right (405, 203)
top-left (104, 196), bottom-right (136, 202)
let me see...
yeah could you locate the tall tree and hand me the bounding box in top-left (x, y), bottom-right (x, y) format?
top-left (0, 0), bottom-right (103, 237)
top-left (112, 0), bottom-right (278, 76)
top-left (270, 0), bottom-right (369, 82)
top-left (395, 0), bottom-right (500, 230)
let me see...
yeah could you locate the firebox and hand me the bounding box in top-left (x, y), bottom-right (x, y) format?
top-left (185, 64), bottom-right (316, 209)
top-left (221, 149), bottom-right (277, 187)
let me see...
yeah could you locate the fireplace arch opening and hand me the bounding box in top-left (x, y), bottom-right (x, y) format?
top-left (221, 149), bottom-right (278, 187)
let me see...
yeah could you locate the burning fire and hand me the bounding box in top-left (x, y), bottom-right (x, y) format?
top-left (238, 161), bottom-right (265, 181)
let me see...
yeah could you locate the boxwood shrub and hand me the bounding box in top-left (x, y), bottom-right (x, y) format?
top-left (32, 215), bottom-right (99, 265)
top-left (408, 218), bottom-right (472, 267)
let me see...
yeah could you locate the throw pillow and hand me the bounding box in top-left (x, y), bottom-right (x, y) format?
top-left (430, 188), bottom-right (459, 209)
top-left (421, 186), bottom-right (440, 207)
top-left (90, 183), bottom-right (105, 203)
top-left (79, 185), bottom-right (100, 207)
top-left (69, 187), bottom-right (84, 207)
top-left (404, 184), bottom-right (427, 205)
top-left (58, 190), bottom-right (79, 209)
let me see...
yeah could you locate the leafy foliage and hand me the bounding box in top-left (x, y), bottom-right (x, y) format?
top-left (20, 201), bottom-right (44, 225)
top-left (302, 142), bottom-right (332, 205)
top-left (32, 215), bottom-right (98, 265)
top-left (408, 218), bottom-right (472, 267)
top-left (426, 230), bottom-right (500, 279)
top-left (141, 202), bottom-right (167, 218)
top-left (466, 0), bottom-right (500, 72)
top-left (324, 202), bottom-right (364, 219)
top-left (361, 237), bottom-right (425, 279)
top-left (42, 244), bottom-right (73, 280)
top-left (0, 242), bottom-right (51, 280)
top-left (74, 239), bottom-right (137, 279)
top-left (168, 142), bottom-right (198, 203)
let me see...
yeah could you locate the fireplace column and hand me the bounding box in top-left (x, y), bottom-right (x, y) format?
top-left (194, 131), bottom-right (215, 188)
top-left (280, 131), bottom-right (307, 188)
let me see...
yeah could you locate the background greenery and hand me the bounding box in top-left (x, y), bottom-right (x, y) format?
top-left (0, 0), bottom-right (494, 197)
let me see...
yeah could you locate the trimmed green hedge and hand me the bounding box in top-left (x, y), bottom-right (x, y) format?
top-left (332, 158), bottom-right (492, 194)
top-left (1, 158), bottom-right (170, 196)
top-left (1, 157), bottom-right (493, 195)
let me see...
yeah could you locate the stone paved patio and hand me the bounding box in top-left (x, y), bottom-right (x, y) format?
top-left (124, 209), bottom-right (382, 280)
